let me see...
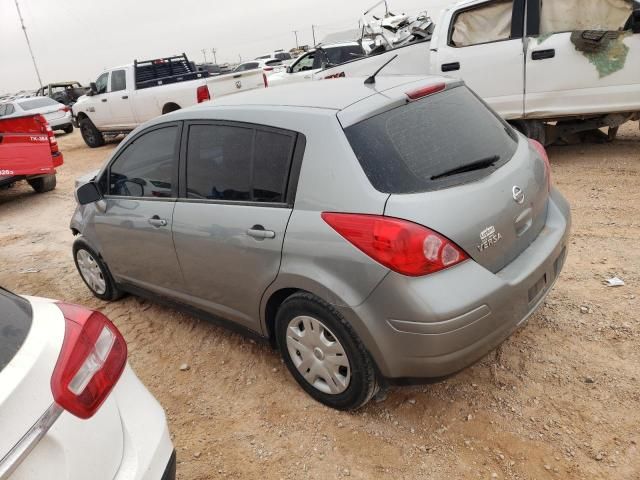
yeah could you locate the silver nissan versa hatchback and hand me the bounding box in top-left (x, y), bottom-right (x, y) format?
top-left (71, 76), bottom-right (571, 410)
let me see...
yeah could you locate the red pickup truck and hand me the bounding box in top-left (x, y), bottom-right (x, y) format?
top-left (0, 114), bottom-right (63, 193)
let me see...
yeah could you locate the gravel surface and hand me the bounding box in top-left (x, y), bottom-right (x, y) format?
top-left (1, 123), bottom-right (638, 479)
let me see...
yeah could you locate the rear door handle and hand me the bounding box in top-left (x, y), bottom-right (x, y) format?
top-left (121, 95), bottom-right (128, 99)
top-left (246, 225), bottom-right (276, 240)
top-left (531, 49), bottom-right (555, 60)
top-left (148, 215), bottom-right (167, 227)
top-left (441, 62), bottom-right (460, 72)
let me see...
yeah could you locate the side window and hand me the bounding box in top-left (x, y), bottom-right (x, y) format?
top-left (253, 130), bottom-right (294, 203)
top-left (111, 70), bottom-right (126, 92)
top-left (450, 0), bottom-right (514, 47)
top-left (292, 53), bottom-right (315, 73)
top-left (109, 126), bottom-right (178, 198)
top-left (5, 104), bottom-right (14, 116)
top-left (539, 0), bottom-right (634, 34)
top-left (186, 124), bottom-right (252, 201)
top-left (185, 124), bottom-right (296, 203)
top-left (0, 105), bottom-right (6, 117)
top-left (95, 73), bottom-right (108, 95)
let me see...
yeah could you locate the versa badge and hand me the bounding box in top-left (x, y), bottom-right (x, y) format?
top-left (477, 226), bottom-right (502, 252)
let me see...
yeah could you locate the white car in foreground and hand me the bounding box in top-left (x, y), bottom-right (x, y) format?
top-left (0, 97), bottom-right (74, 134)
top-left (0, 288), bottom-right (175, 480)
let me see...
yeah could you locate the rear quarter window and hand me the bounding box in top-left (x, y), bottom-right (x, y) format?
top-left (344, 86), bottom-right (518, 194)
top-left (0, 288), bottom-right (32, 372)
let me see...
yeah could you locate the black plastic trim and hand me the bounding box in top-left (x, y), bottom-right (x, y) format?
top-left (160, 450), bottom-right (177, 480)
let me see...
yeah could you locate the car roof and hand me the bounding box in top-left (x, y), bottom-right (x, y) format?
top-left (197, 75), bottom-right (450, 111)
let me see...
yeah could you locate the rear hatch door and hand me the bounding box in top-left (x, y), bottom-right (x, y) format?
top-left (343, 84), bottom-right (549, 273)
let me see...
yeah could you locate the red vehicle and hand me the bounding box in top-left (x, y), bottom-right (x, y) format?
top-left (0, 114), bottom-right (63, 193)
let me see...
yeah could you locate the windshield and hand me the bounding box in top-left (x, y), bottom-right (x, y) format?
top-left (0, 288), bottom-right (32, 372)
top-left (344, 86), bottom-right (518, 193)
top-left (18, 97), bottom-right (59, 110)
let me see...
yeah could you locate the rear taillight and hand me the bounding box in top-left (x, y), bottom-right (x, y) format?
top-left (405, 83), bottom-right (446, 101)
top-left (196, 85), bottom-right (211, 103)
top-left (51, 303), bottom-right (127, 419)
top-left (321, 213), bottom-right (469, 276)
top-left (263, 67), bottom-right (274, 72)
top-left (59, 106), bottom-right (71, 113)
top-left (263, 72), bottom-right (268, 88)
top-left (529, 138), bottom-right (551, 190)
top-left (37, 114), bottom-right (59, 154)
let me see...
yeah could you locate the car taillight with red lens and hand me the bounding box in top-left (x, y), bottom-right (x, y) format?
top-left (51, 303), bottom-right (127, 419)
top-left (263, 72), bottom-right (268, 88)
top-left (321, 213), bottom-right (469, 276)
top-left (196, 85), bottom-right (211, 103)
top-left (59, 106), bottom-right (71, 113)
top-left (528, 138), bottom-right (551, 190)
top-left (36, 114), bottom-right (59, 155)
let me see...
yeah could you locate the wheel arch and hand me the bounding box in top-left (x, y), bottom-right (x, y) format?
top-left (162, 102), bottom-right (181, 114)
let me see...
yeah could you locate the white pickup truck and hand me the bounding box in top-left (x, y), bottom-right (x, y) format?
top-left (316, 0), bottom-right (640, 144)
top-left (73, 54), bottom-right (266, 148)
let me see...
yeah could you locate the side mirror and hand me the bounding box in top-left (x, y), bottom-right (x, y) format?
top-left (88, 82), bottom-right (98, 96)
top-left (76, 182), bottom-right (102, 205)
top-left (632, 10), bottom-right (640, 34)
top-left (286, 66), bottom-right (292, 74)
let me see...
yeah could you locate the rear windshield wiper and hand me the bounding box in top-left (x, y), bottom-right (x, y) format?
top-left (430, 155), bottom-right (500, 181)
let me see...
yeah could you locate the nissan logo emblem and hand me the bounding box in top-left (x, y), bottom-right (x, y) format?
top-left (512, 186), bottom-right (525, 205)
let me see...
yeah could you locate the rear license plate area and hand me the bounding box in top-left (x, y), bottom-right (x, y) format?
top-left (528, 273), bottom-right (548, 303)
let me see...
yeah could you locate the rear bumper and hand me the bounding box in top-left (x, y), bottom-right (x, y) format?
top-left (112, 366), bottom-right (175, 480)
top-left (339, 188), bottom-right (571, 379)
top-left (161, 450), bottom-right (176, 480)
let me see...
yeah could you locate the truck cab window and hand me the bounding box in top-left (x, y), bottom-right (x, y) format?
top-left (111, 70), bottom-right (127, 92)
top-left (539, 0), bottom-right (634, 34)
top-left (292, 53), bottom-right (315, 72)
top-left (95, 73), bottom-right (108, 95)
top-left (450, 0), bottom-right (514, 47)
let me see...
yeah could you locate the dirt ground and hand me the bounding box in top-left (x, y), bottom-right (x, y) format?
top-left (1, 123), bottom-right (639, 480)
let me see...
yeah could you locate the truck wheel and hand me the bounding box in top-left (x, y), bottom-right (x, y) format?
top-left (79, 118), bottom-right (105, 148)
top-left (511, 120), bottom-right (548, 146)
top-left (63, 124), bottom-right (74, 134)
top-left (28, 174), bottom-right (56, 193)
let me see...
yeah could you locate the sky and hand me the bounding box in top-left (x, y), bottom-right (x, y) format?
top-left (0, 0), bottom-right (455, 93)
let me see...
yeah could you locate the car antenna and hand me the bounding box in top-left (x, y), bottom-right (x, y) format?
top-left (364, 54), bottom-right (399, 85)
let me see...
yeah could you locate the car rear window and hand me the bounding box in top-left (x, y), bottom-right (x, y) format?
top-left (344, 86), bottom-right (518, 194)
top-left (18, 97), bottom-right (59, 110)
top-left (325, 45), bottom-right (364, 65)
top-left (0, 288), bottom-right (32, 372)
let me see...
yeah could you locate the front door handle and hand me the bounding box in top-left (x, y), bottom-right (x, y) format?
top-left (121, 95), bottom-right (129, 99)
top-left (531, 49), bottom-right (555, 60)
top-left (101, 98), bottom-right (108, 102)
top-left (247, 225), bottom-right (276, 240)
top-left (441, 62), bottom-right (460, 72)
top-left (148, 215), bottom-right (167, 227)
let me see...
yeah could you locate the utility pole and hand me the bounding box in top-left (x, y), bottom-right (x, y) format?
top-left (311, 25), bottom-right (317, 46)
top-left (211, 48), bottom-right (217, 65)
top-left (293, 30), bottom-right (299, 49)
top-left (201, 49), bottom-right (207, 63)
top-left (13, 0), bottom-right (43, 88)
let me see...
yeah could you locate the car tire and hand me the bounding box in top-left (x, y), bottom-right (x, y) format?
top-left (79, 117), bottom-right (105, 148)
top-left (275, 292), bottom-right (378, 410)
top-left (27, 174), bottom-right (56, 193)
top-left (73, 237), bottom-right (123, 301)
top-left (63, 124), bottom-right (74, 134)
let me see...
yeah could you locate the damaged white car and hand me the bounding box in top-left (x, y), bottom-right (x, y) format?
top-left (316, 0), bottom-right (640, 145)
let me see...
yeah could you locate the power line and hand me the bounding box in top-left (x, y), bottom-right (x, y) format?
top-left (13, 0), bottom-right (43, 88)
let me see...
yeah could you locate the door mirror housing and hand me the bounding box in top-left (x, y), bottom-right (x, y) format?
top-left (88, 82), bottom-right (98, 96)
top-left (76, 182), bottom-right (102, 205)
top-left (286, 66), bottom-right (293, 74)
top-left (631, 10), bottom-right (640, 34)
